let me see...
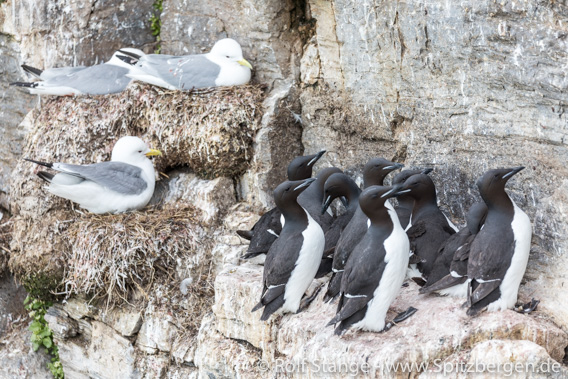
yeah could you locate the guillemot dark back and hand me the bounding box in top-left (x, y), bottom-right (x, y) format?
top-left (419, 201), bottom-right (488, 297)
top-left (397, 173), bottom-right (458, 283)
top-left (239, 150), bottom-right (326, 259)
top-left (466, 167), bottom-right (531, 316)
top-left (297, 166), bottom-right (342, 232)
top-left (315, 172), bottom-right (362, 278)
top-left (323, 158), bottom-right (403, 302)
top-left (392, 168), bottom-right (433, 230)
top-left (321, 172), bottom-right (362, 253)
top-left (327, 185), bottom-right (409, 335)
top-left (252, 178), bottom-right (325, 320)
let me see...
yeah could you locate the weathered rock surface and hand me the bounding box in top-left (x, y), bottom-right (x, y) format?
top-left (0, 273), bottom-right (27, 336)
top-left (0, 322), bottom-right (51, 379)
top-left (0, 33), bottom-right (35, 211)
top-left (300, 0), bottom-right (568, 333)
top-left (164, 171), bottom-right (236, 225)
top-left (3, 0), bottom-right (568, 377)
top-left (211, 264), bottom-right (568, 378)
top-left (1, 0), bottom-right (155, 68)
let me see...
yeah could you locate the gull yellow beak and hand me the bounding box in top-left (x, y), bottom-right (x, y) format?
top-left (238, 58), bottom-right (253, 70)
top-left (145, 149), bottom-right (162, 157)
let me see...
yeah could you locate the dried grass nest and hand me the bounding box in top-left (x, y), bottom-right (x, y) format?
top-left (30, 83), bottom-right (265, 179)
top-left (59, 205), bottom-right (213, 309)
top-left (10, 83), bottom-right (264, 303)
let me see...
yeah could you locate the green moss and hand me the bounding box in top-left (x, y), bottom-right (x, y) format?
top-left (24, 296), bottom-right (64, 378)
top-left (149, 0), bottom-right (163, 53)
top-left (22, 273), bottom-right (62, 302)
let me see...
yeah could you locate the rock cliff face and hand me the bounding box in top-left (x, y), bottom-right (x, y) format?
top-left (1, 0), bottom-right (567, 378)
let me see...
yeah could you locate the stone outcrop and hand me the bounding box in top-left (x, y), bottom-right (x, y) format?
top-left (209, 263), bottom-right (568, 377)
top-left (300, 0), bottom-right (568, 333)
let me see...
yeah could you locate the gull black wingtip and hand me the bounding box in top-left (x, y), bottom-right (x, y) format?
top-left (24, 158), bottom-right (53, 168)
top-left (116, 54), bottom-right (138, 65)
top-left (10, 81), bottom-right (38, 88)
top-left (118, 49), bottom-right (143, 60)
top-left (21, 64), bottom-right (43, 77)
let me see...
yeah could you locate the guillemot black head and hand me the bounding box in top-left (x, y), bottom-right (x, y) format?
top-left (321, 173), bottom-right (360, 215)
top-left (362, 158), bottom-right (404, 188)
top-left (274, 178), bottom-right (316, 210)
top-left (395, 173), bottom-right (437, 203)
top-left (308, 166), bottom-right (343, 202)
top-left (287, 150), bottom-right (326, 181)
top-left (392, 168), bottom-right (433, 185)
top-left (359, 185), bottom-right (401, 223)
top-left (466, 202), bottom-right (488, 235)
top-left (475, 167), bottom-right (524, 206)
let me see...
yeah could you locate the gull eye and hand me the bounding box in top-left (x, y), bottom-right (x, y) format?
top-left (226, 55), bottom-right (230, 58)
top-left (138, 150), bottom-right (143, 153)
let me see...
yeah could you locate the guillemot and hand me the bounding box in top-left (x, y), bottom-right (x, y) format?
top-left (239, 151), bottom-right (326, 259)
top-left (392, 168), bottom-right (433, 229)
top-left (315, 172), bottom-right (362, 278)
top-left (323, 158), bottom-right (403, 302)
top-left (419, 202), bottom-right (488, 297)
top-left (397, 173), bottom-right (457, 282)
top-left (466, 167), bottom-right (531, 316)
top-left (327, 185), bottom-right (409, 335)
top-left (252, 178), bottom-right (325, 320)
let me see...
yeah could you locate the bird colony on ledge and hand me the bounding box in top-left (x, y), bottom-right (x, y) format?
top-left (240, 152), bottom-right (534, 336)
top-left (12, 37), bottom-right (535, 338)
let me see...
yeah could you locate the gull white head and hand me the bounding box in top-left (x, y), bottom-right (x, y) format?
top-left (107, 48), bottom-right (146, 68)
top-left (111, 136), bottom-right (162, 165)
top-left (210, 38), bottom-right (253, 70)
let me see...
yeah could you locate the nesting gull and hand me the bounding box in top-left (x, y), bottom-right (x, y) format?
top-left (120, 38), bottom-right (253, 90)
top-left (26, 136), bottom-right (162, 214)
top-left (11, 48), bottom-right (146, 96)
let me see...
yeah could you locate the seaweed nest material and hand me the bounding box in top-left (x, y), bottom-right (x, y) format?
top-left (61, 205), bottom-right (211, 308)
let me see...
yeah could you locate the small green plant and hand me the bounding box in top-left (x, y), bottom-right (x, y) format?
top-left (150, 0), bottom-right (163, 53)
top-left (24, 295), bottom-right (64, 379)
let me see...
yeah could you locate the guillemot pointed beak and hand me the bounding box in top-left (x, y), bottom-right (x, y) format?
top-left (502, 166), bottom-right (525, 179)
top-left (421, 168), bottom-right (434, 175)
top-left (145, 149), bottom-right (162, 157)
top-left (321, 195), bottom-right (333, 215)
top-left (307, 150), bottom-right (326, 166)
top-left (383, 162), bottom-right (404, 171)
top-left (238, 58), bottom-right (253, 70)
top-left (381, 184), bottom-right (404, 198)
top-left (294, 177), bottom-right (315, 191)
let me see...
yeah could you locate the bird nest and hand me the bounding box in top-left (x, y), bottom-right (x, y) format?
top-left (9, 83), bottom-right (264, 302)
top-left (25, 82), bottom-right (265, 179)
top-left (61, 206), bottom-right (212, 308)
top-left (11, 204), bottom-right (213, 310)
